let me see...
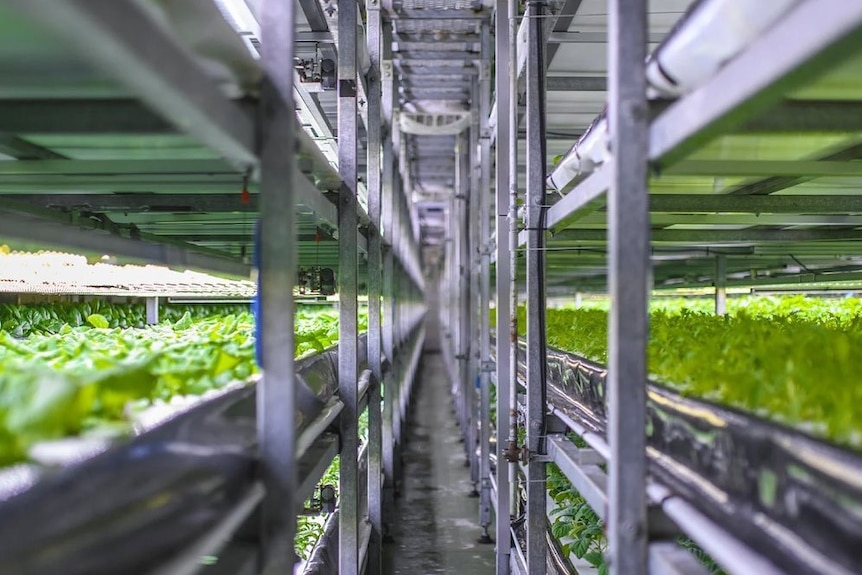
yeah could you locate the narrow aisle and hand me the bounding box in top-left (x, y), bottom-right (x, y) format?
top-left (383, 353), bottom-right (495, 574)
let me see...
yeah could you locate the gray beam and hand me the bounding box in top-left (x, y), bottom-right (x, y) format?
top-left (607, 0), bottom-right (649, 574)
top-left (365, 1), bottom-right (384, 572)
top-left (544, 0), bottom-right (584, 69)
top-left (0, 159), bottom-right (235, 175)
top-left (0, 99), bottom-right (175, 133)
top-left (8, 0), bottom-right (256, 168)
top-left (338, 0), bottom-right (360, 572)
top-left (548, 31), bottom-right (664, 44)
top-left (664, 160), bottom-right (862, 178)
top-left (257, 0), bottom-right (299, 570)
top-left (0, 210), bottom-right (249, 277)
top-left (478, 20), bottom-right (493, 542)
top-left (385, 8), bottom-right (491, 19)
top-left (648, 194), bottom-right (862, 214)
top-left (297, 0), bottom-right (337, 60)
top-left (650, 1), bottom-right (862, 166)
top-left (546, 76), bottom-right (606, 91)
top-left (394, 51), bottom-right (480, 60)
top-left (554, 228), bottom-right (862, 243)
top-left (494, 0), bottom-right (514, 571)
top-left (524, 2), bottom-right (547, 573)
top-left (0, 135), bottom-right (66, 160)
top-left (545, 168), bottom-right (610, 231)
top-left (740, 100), bottom-right (862, 133)
top-left (6, 193), bottom-right (258, 213)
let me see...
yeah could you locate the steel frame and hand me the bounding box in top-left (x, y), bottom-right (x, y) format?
top-left (0, 1), bottom-right (429, 574)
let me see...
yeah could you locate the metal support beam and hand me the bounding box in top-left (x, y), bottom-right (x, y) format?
top-left (477, 21), bottom-right (493, 543)
top-left (468, 78), bottom-right (481, 493)
top-left (257, 0), bottom-right (298, 570)
top-left (554, 228), bottom-right (862, 243)
top-left (456, 131), bottom-right (472, 467)
top-left (3, 193), bottom-right (258, 213)
top-left (543, 0), bottom-right (584, 67)
top-left (0, 135), bottom-right (65, 160)
top-left (145, 297), bottom-right (159, 325)
top-left (524, 2), bottom-right (548, 573)
top-left (365, 2), bottom-right (383, 572)
top-left (381, 20), bottom-right (397, 530)
top-left (7, 0), bottom-right (256, 169)
top-left (338, 0), bottom-right (360, 571)
top-left (0, 210), bottom-right (250, 277)
top-left (546, 75), bottom-right (606, 91)
top-left (607, 0), bottom-right (649, 573)
top-left (648, 193), bottom-right (862, 214)
top-left (0, 99), bottom-right (176, 133)
top-left (715, 254), bottom-right (727, 316)
top-left (494, 0), bottom-right (514, 571)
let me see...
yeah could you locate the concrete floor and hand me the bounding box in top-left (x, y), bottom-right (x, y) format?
top-left (382, 353), bottom-right (495, 575)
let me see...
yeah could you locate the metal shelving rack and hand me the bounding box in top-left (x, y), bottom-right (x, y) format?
top-left (0, 1), bottom-right (424, 574)
top-left (482, 1), bottom-right (862, 575)
top-left (5, 1), bottom-right (862, 574)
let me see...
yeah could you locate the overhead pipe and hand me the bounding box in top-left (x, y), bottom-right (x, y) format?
top-left (547, 0), bottom-right (803, 193)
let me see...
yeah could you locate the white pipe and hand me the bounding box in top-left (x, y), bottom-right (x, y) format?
top-left (646, 0), bottom-right (802, 96)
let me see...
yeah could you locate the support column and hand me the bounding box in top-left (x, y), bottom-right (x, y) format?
top-left (469, 97), bottom-right (481, 490)
top-left (494, 0), bottom-right (513, 571)
top-left (607, 0), bottom-right (649, 573)
top-left (380, 21), bottom-right (396, 525)
top-left (478, 20), bottom-right (493, 543)
top-left (145, 296), bottom-right (159, 325)
top-left (715, 254), bottom-right (727, 316)
top-left (524, 2), bottom-right (548, 573)
top-left (365, 1), bottom-right (383, 571)
top-left (457, 132), bottom-right (472, 466)
top-left (257, 0), bottom-right (297, 570)
top-left (338, 0), bottom-right (360, 571)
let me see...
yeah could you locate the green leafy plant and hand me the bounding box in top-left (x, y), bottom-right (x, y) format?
top-left (548, 462), bottom-right (607, 574)
top-left (527, 298), bottom-right (862, 449)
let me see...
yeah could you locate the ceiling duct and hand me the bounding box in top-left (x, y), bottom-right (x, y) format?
top-left (398, 111), bottom-right (472, 136)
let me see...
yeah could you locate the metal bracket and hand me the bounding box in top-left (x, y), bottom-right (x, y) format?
top-left (480, 360), bottom-right (495, 372)
top-left (529, 450), bottom-right (554, 463)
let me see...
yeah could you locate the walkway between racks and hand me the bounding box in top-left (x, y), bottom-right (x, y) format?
top-left (383, 354), bottom-right (494, 575)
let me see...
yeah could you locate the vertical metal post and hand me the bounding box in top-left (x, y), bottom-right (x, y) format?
top-left (469, 80), bottom-right (481, 492)
top-left (457, 132), bottom-right (472, 465)
top-left (145, 296), bottom-right (159, 325)
top-left (380, 21), bottom-right (396, 522)
top-left (338, 0), bottom-right (360, 571)
top-left (494, 0), bottom-right (513, 570)
top-left (506, 0), bottom-right (520, 523)
top-left (366, 1), bottom-right (383, 571)
top-left (258, 0), bottom-right (296, 570)
top-left (478, 20), bottom-right (493, 542)
top-left (524, 2), bottom-right (548, 573)
top-left (715, 254), bottom-right (727, 316)
top-left (607, 0), bottom-right (649, 573)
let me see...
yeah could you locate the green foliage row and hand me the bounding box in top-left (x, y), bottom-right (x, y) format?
top-left (536, 296), bottom-right (862, 573)
top-left (533, 297), bottom-right (862, 448)
top-left (0, 304), bottom-right (363, 465)
top-left (295, 411), bottom-right (370, 560)
top-left (0, 301), bottom-right (249, 337)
